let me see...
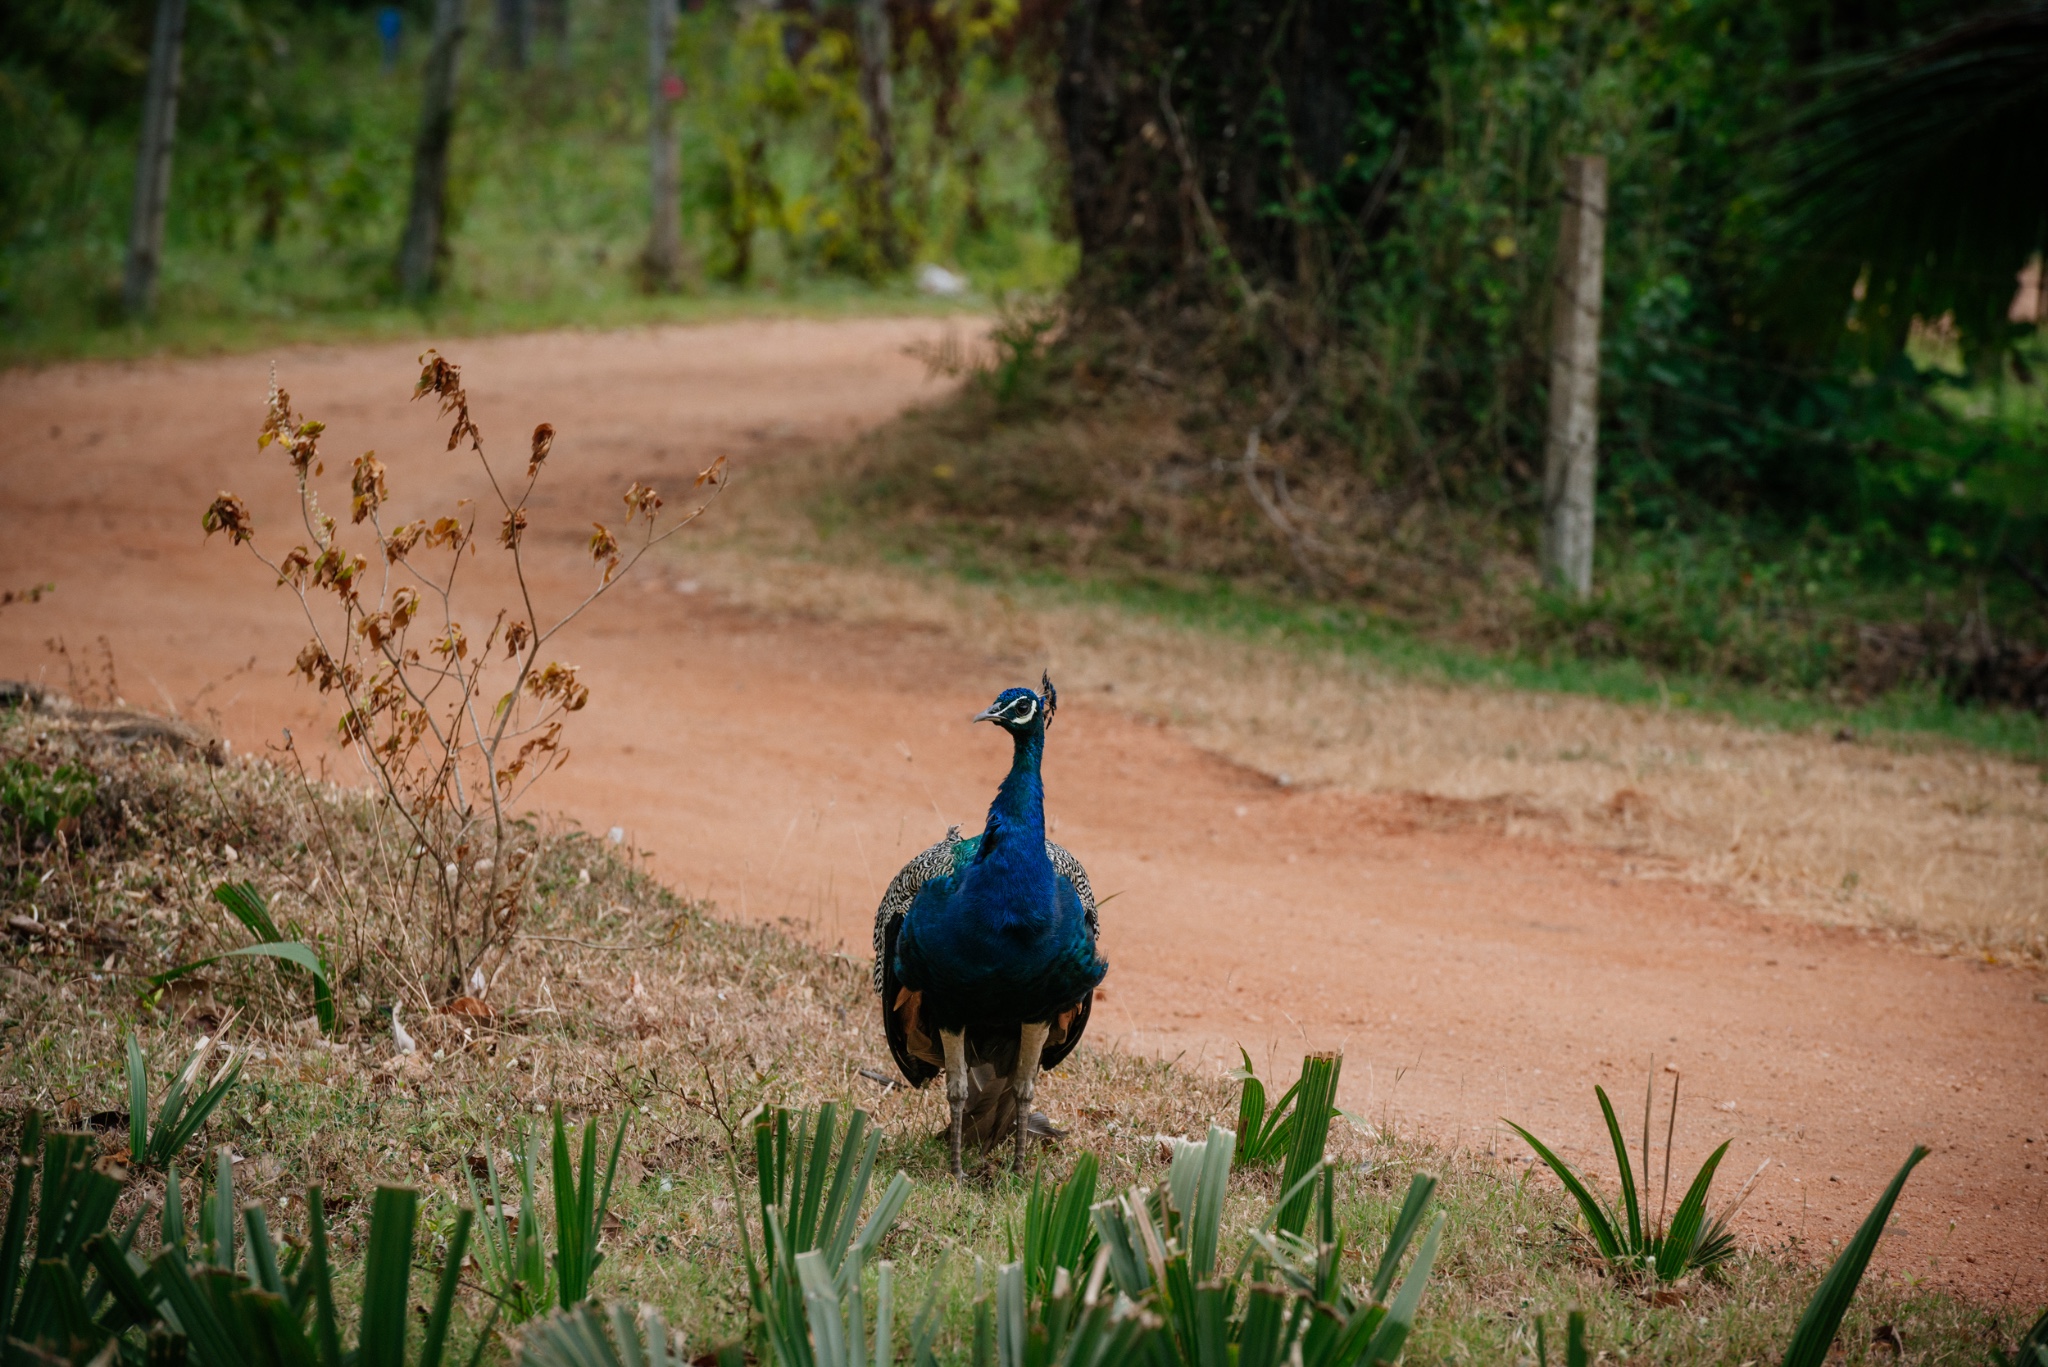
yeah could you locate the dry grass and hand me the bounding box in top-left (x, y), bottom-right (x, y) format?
top-left (672, 544), bottom-right (2048, 964)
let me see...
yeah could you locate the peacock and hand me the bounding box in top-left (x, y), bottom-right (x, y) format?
top-left (872, 675), bottom-right (1107, 1176)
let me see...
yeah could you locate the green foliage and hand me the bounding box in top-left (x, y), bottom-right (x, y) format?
top-left (1014, 1152), bottom-right (1096, 1297)
top-left (742, 1103), bottom-right (915, 1367)
top-left (1086, 1123), bottom-right (1444, 1367)
top-left (1, 0), bottom-right (1068, 360)
top-left (0, 1112), bottom-right (133, 1362)
top-left (0, 1105), bottom-right (480, 1366)
top-left (0, 757), bottom-right (96, 841)
top-left (147, 882), bottom-right (335, 1033)
top-left (1229, 1048), bottom-right (1341, 1172)
top-left (1507, 1076), bottom-right (1758, 1284)
top-left (467, 1122), bottom-right (554, 1322)
top-left (550, 1106), bottom-right (629, 1311)
top-left (123, 1029), bottom-right (242, 1171)
top-left (517, 1299), bottom-right (697, 1367)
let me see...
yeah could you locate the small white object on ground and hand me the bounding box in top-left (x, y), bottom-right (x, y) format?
top-left (607, 826), bottom-right (625, 844)
top-left (391, 1003), bottom-right (417, 1055)
top-left (916, 263), bottom-right (969, 297)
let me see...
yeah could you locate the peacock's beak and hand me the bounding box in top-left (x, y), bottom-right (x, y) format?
top-left (970, 705), bottom-right (1002, 724)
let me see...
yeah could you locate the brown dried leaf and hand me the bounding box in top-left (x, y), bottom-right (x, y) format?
top-left (529, 423), bottom-right (555, 478)
top-left (499, 507), bottom-right (529, 550)
top-left (202, 493), bottom-right (254, 545)
top-left (623, 481), bottom-right (663, 522)
top-left (350, 453), bottom-right (388, 524)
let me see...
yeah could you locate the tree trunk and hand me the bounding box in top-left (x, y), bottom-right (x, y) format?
top-left (640, 0), bottom-right (682, 291)
top-left (397, 0), bottom-right (468, 299)
top-left (855, 0), bottom-right (900, 266)
top-left (496, 0), bottom-right (532, 70)
top-left (1539, 155), bottom-right (1608, 599)
top-left (122, 0), bottom-right (189, 319)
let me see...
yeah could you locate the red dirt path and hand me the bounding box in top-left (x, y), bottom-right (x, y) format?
top-left (1, 320), bottom-right (2042, 1301)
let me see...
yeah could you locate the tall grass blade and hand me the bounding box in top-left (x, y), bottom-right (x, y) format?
top-left (161, 1163), bottom-right (184, 1254)
top-left (1503, 1121), bottom-right (1622, 1261)
top-left (1653, 1140), bottom-right (1731, 1281)
top-left (304, 1187), bottom-right (342, 1367)
top-left (214, 881), bottom-right (284, 943)
top-left (358, 1185), bottom-right (421, 1367)
top-left (127, 1034), bottom-right (149, 1169)
top-left (1360, 1211), bottom-right (1444, 1365)
top-left (1275, 1053), bottom-right (1340, 1237)
top-left (551, 1107), bottom-right (628, 1310)
top-left (208, 1147), bottom-right (236, 1269)
top-left (418, 1205), bottom-right (474, 1367)
top-left (1594, 1087), bottom-right (1642, 1252)
top-left (242, 1203), bottom-right (283, 1293)
top-left (1370, 1173), bottom-right (1439, 1302)
top-left (1780, 1146), bottom-right (1928, 1367)
top-left (1022, 1152), bottom-right (1098, 1294)
top-left (0, 1113), bottom-right (40, 1332)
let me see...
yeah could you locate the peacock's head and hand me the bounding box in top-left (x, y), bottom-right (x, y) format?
top-left (972, 674), bottom-right (1057, 737)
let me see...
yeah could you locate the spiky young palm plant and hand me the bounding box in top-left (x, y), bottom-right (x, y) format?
top-left (1507, 1072), bottom-right (1765, 1284)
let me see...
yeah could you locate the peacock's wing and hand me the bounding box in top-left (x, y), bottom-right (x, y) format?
top-left (873, 832), bottom-right (962, 1086)
top-left (1039, 840), bottom-right (1103, 1072)
top-left (1046, 840), bottom-right (1099, 944)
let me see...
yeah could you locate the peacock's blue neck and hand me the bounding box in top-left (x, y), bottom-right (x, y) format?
top-left (978, 728), bottom-right (1046, 860)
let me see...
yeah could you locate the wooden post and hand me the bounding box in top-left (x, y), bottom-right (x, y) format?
top-left (855, 0), bottom-right (899, 266)
top-left (1540, 154), bottom-right (1607, 599)
top-left (639, 0), bottom-right (682, 291)
top-left (397, 0), bottom-right (468, 298)
top-left (122, 0), bottom-right (189, 318)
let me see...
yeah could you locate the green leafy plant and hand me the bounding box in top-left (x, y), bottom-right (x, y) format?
top-left (1012, 1152), bottom-right (1097, 1297)
top-left (1539, 1146), bottom-right (1933, 1367)
top-left (468, 1122), bottom-right (554, 1322)
top-left (0, 1111), bottom-right (139, 1364)
top-left (1506, 1072), bottom-right (1764, 1284)
top-left (1086, 1126), bottom-right (1442, 1367)
top-left (148, 882), bottom-right (336, 1033)
top-left (0, 757), bottom-right (96, 840)
top-left (1230, 1048), bottom-right (1343, 1172)
top-left (131, 1138), bottom-right (484, 1367)
top-left (550, 1106), bottom-right (630, 1312)
top-left (740, 1103), bottom-right (916, 1367)
top-left (1082, 1052), bottom-right (1444, 1367)
top-left (124, 1026), bottom-right (244, 1170)
top-left (517, 1300), bottom-right (703, 1367)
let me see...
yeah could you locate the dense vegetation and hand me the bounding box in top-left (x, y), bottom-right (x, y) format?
top-left (0, 0), bottom-right (1069, 353)
top-left (849, 0), bottom-right (2048, 705)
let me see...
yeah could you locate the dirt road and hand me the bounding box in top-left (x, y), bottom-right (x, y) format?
top-left (1, 320), bottom-right (2042, 1300)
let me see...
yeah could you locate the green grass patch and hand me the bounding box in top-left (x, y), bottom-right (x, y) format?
top-left (857, 543), bottom-right (2048, 763)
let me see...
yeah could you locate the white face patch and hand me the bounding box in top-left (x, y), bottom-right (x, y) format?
top-left (1005, 696), bottom-right (1038, 724)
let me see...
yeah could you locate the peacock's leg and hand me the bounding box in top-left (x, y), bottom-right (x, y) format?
top-left (941, 1028), bottom-right (968, 1178)
top-left (1009, 1021), bottom-right (1051, 1173)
